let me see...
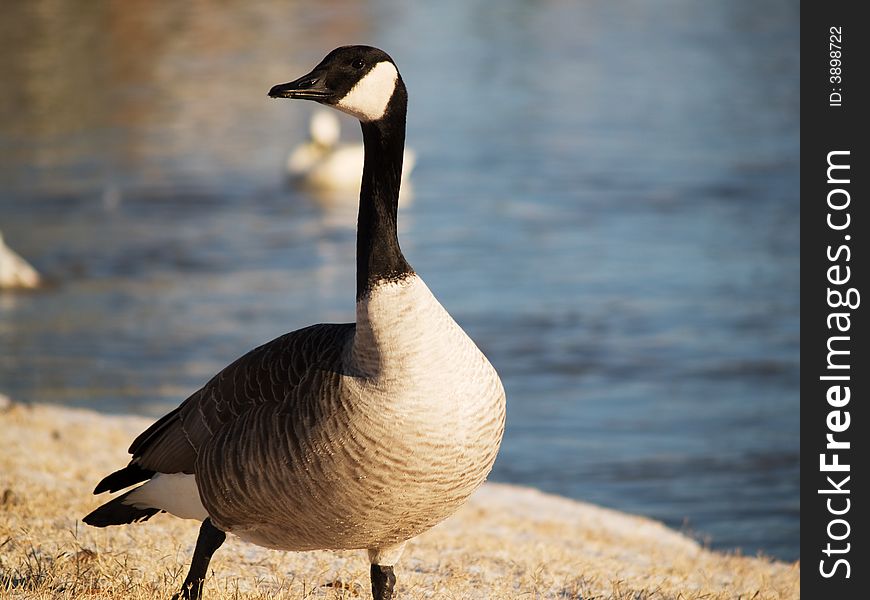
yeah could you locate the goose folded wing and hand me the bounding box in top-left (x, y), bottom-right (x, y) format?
top-left (127, 323), bottom-right (355, 475)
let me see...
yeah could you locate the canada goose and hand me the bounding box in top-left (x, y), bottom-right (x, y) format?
top-left (0, 230), bottom-right (41, 289)
top-left (288, 109), bottom-right (416, 193)
top-left (84, 46), bottom-right (506, 600)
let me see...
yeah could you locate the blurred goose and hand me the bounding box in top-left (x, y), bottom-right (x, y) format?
top-left (287, 109), bottom-right (416, 193)
top-left (0, 230), bottom-right (41, 289)
top-left (84, 46), bottom-right (506, 600)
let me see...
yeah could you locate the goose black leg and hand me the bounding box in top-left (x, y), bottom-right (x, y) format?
top-left (171, 518), bottom-right (226, 600)
top-left (370, 564), bottom-right (396, 600)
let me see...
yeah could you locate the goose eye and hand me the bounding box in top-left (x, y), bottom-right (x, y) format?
top-left (351, 59), bottom-right (365, 70)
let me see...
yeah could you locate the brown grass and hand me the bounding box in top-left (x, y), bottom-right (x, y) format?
top-left (0, 403), bottom-right (799, 599)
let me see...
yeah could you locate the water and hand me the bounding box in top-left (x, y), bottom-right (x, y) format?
top-left (0, 0), bottom-right (799, 561)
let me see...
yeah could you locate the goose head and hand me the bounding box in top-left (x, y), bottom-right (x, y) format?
top-left (269, 46), bottom-right (405, 123)
top-left (309, 111), bottom-right (341, 147)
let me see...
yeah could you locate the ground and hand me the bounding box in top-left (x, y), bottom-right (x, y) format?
top-left (0, 402), bottom-right (799, 599)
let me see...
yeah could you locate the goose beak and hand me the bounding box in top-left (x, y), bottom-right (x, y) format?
top-left (269, 70), bottom-right (333, 102)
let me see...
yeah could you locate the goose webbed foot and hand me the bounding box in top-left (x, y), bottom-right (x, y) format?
top-left (171, 518), bottom-right (226, 600)
top-left (370, 564), bottom-right (396, 600)
top-left (170, 583), bottom-right (200, 600)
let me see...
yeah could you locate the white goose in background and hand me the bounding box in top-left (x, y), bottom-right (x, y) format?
top-left (84, 46), bottom-right (506, 600)
top-left (0, 230), bottom-right (41, 289)
top-left (287, 108), bottom-right (416, 195)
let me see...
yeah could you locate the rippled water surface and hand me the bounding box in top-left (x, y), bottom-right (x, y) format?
top-left (0, 0), bottom-right (799, 560)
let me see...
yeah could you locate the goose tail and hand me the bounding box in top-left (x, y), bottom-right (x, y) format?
top-left (93, 463), bottom-right (155, 494)
top-left (82, 488), bottom-right (162, 527)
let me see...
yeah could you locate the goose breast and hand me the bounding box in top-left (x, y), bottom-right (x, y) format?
top-left (195, 276), bottom-right (505, 551)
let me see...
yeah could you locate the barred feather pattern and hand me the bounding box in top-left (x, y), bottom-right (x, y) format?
top-left (136, 275), bottom-right (505, 552)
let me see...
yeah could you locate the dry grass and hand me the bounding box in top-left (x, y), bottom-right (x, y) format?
top-left (0, 403), bottom-right (799, 599)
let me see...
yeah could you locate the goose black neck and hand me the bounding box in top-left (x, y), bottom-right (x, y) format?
top-left (356, 88), bottom-right (413, 300)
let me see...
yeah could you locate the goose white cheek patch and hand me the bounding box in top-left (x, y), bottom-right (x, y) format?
top-left (336, 61), bottom-right (398, 122)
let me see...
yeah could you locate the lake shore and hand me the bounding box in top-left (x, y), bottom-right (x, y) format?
top-left (1, 401), bottom-right (798, 599)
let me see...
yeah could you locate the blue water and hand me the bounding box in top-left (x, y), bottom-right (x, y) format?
top-left (0, 0), bottom-right (799, 560)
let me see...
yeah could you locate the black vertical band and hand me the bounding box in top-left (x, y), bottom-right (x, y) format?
top-left (801, 3), bottom-right (867, 597)
top-left (356, 80), bottom-right (414, 300)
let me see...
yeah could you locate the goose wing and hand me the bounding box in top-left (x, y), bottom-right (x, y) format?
top-left (95, 323), bottom-right (355, 492)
